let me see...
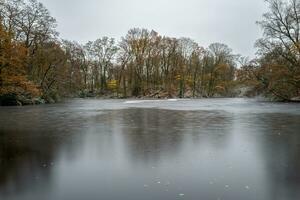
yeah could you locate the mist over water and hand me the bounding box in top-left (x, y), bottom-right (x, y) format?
top-left (0, 99), bottom-right (300, 200)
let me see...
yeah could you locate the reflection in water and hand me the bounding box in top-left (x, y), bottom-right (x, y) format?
top-left (249, 114), bottom-right (300, 200)
top-left (0, 99), bottom-right (300, 200)
top-left (111, 109), bottom-right (232, 164)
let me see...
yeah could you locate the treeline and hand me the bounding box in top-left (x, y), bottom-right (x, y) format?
top-left (0, 0), bottom-right (238, 105)
top-left (238, 0), bottom-right (300, 101)
top-left (0, 0), bottom-right (299, 105)
top-left (65, 33), bottom-right (238, 99)
top-left (0, 0), bottom-right (63, 105)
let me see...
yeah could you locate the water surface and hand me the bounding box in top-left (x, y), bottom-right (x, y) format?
top-left (0, 98), bottom-right (300, 200)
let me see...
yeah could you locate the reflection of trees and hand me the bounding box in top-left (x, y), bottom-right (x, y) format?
top-left (0, 107), bottom-right (234, 198)
top-left (114, 109), bottom-right (232, 164)
top-left (253, 114), bottom-right (300, 200)
top-left (118, 109), bottom-right (186, 163)
top-left (0, 130), bottom-right (58, 195)
top-left (0, 106), bottom-right (88, 197)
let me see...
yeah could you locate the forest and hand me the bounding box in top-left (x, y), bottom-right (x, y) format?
top-left (0, 0), bottom-right (299, 106)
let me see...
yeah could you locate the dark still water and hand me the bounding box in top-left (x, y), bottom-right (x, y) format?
top-left (0, 98), bottom-right (300, 200)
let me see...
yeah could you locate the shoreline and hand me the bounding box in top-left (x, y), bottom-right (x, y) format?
top-left (1, 95), bottom-right (300, 107)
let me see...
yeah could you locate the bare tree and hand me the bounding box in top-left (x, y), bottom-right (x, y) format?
top-left (255, 0), bottom-right (300, 100)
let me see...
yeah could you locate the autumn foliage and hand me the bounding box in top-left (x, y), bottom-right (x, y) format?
top-left (0, 21), bottom-right (40, 103)
top-left (237, 0), bottom-right (300, 101)
top-left (1, 0), bottom-right (299, 105)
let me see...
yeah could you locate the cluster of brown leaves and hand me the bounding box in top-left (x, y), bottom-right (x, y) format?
top-left (0, 22), bottom-right (40, 97)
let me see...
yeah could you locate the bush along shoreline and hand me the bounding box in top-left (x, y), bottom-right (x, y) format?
top-left (1, 86), bottom-right (299, 106)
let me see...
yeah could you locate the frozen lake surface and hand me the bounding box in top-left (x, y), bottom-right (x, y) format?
top-left (0, 98), bottom-right (300, 200)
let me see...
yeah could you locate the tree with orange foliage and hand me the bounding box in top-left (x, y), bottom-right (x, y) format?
top-left (0, 20), bottom-right (40, 105)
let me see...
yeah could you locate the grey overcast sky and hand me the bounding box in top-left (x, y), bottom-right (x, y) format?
top-left (39, 0), bottom-right (268, 58)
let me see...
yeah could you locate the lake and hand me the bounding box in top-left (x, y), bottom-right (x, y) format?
top-left (0, 98), bottom-right (300, 200)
